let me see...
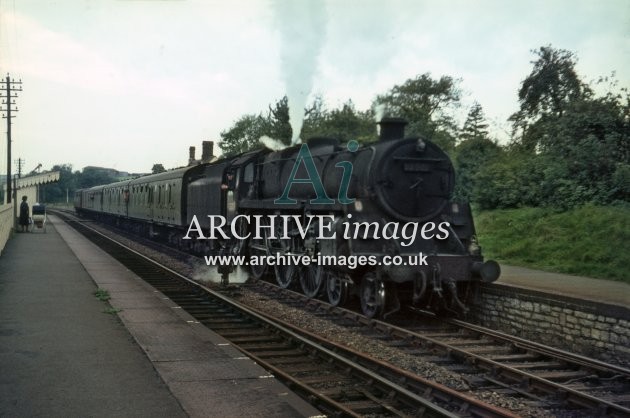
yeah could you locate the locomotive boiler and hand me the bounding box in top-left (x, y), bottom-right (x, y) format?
top-left (75, 118), bottom-right (499, 318)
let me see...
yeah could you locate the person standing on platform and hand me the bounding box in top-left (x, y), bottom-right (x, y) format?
top-left (19, 196), bottom-right (30, 232)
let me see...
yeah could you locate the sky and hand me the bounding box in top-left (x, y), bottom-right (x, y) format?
top-left (0, 0), bottom-right (628, 175)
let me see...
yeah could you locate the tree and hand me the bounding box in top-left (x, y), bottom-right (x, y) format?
top-left (219, 96), bottom-right (296, 157)
top-left (39, 164), bottom-right (76, 203)
top-left (220, 96), bottom-right (377, 156)
top-left (491, 46), bottom-right (630, 209)
top-left (152, 164), bottom-right (166, 174)
top-left (515, 46), bottom-right (584, 120)
top-left (510, 46), bottom-right (587, 151)
top-left (454, 103), bottom-right (500, 201)
top-left (302, 100), bottom-right (375, 142)
top-left (266, 96), bottom-right (292, 145)
top-left (375, 73), bottom-right (461, 152)
top-left (535, 92), bottom-right (630, 206)
top-left (453, 137), bottom-right (500, 202)
top-left (460, 102), bottom-right (489, 142)
top-left (219, 113), bottom-right (268, 157)
top-left (473, 150), bottom-right (545, 209)
top-left (77, 167), bottom-right (117, 189)
top-left (300, 95), bottom-right (327, 140)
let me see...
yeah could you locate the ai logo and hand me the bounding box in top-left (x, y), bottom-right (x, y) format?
top-left (275, 140), bottom-right (359, 205)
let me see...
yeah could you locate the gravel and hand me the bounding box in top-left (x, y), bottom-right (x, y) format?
top-left (75, 218), bottom-right (561, 418)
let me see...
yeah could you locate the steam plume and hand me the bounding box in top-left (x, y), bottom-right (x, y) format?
top-left (272, 0), bottom-right (326, 145)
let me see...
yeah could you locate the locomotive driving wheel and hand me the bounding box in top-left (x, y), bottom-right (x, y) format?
top-left (248, 219), bottom-right (269, 280)
top-left (275, 262), bottom-right (298, 288)
top-left (300, 264), bottom-right (324, 298)
top-left (268, 222), bottom-right (298, 289)
top-left (360, 272), bottom-right (386, 318)
top-left (326, 271), bottom-right (349, 307)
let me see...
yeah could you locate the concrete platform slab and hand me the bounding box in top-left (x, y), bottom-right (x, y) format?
top-left (0, 221), bottom-right (187, 418)
top-left (168, 379), bottom-right (315, 418)
top-left (498, 265), bottom-right (630, 308)
top-left (50, 215), bottom-right (322, 417)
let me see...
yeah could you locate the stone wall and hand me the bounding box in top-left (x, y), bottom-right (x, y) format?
top-left (0, 204), bottom-right (14, 256)
top-left (472, 283), bottom-right (630, 366)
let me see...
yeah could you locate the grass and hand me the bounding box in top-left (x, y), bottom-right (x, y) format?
top-left (103, 307), bottom-right (122, 315)
top-left (94, 288), bottom-right (111, 301)
top-left (475, 204), bottom-right (630, 283)
top-left (94, 288), bottom-right (122, 314)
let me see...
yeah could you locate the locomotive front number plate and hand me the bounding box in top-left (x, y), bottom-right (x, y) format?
top-left (403, 162), bottom-right (429, 172)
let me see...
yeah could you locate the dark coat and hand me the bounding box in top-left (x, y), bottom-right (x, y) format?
top-left (19, 201), bottom-right (29, 226)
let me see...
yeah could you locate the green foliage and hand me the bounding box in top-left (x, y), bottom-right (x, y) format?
top-left (39, 164), bottom-right (77, 203)
top-left (219, 113), bottom-right (269, 157)
top-left (374, 73), bottom-right (461, 153)
top-left (475, 205), bottom-right (630, 282)
top-left (219, 96), bottom-right (293, 157)
top-left (511, 46), bottom-right (585, 128)
top-left (460, 102), bottom-right (489, 142)
top-left (470, 46), bottom-right (629, 210)
top-left (267, 96), bottom-right (292, 145)
top-left (454, 136), bottom-right (501, 202)
top-left (611, 163), bottom-right (630, 202)
top-left (302, 100), bottom-right (375, 143)
top-left (453, 103), bottom-right (500, 201)
top-left (94, 288), bottom-right (111, 301)
top-left (152, 164), bottom-right (166, 174)
top-left (104, 307), bottom-right (122, 315)
top-left (38, 164), bottom-right (120, 203)
top-left (215, 51), bottom-right (627, 212)
top-left (219, 96), bottom-right (377, 157)
top-left (77, 167), bottom-right (118, 189)
top-left (473, 151), bottom-right (542, 209)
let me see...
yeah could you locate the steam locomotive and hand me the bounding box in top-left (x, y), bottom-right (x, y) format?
top-left (74, 118), bottom-right (499, 318)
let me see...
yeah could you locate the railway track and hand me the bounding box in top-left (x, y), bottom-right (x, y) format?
top-left (55, 212), bottom-right (514, 418)
top-left (247, 280), bottom-right (630, 417)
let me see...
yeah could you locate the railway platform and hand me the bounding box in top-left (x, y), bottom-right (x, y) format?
top-left (497, 265), bottom-right (629, 308)
top-left (0, 216), bottom-right (321, 418)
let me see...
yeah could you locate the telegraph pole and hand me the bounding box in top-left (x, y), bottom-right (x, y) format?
top-left (1, 74), bottom-right (22, 204)
top-left (15, 158), bottom-right (24, 178)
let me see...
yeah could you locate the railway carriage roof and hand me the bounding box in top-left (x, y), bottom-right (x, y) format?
top-left (127, 165), bottom-right (193, 185)
top-left (78, 164), bottom-right (210, 193)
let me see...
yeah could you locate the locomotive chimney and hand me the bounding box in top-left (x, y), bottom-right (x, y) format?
top-left (188, 146), bottom-right (196, 166)
top-left (378, 117), bottom-right (407, 141)
top-left (201, 141), bottom-right (214, 162)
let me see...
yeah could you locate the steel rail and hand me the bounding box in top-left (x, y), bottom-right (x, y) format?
top-left (55, 210), bottom-right (629, 416)
top-left (57, 213), bottom-right (485, 417)
top-left (251, 280), bottom-right (630, 417)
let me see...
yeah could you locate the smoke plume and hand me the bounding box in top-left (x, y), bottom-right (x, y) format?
top-left (272, 0), bottom-right (327, 145)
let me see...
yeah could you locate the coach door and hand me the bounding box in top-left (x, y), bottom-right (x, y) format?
top-left (148, 185), bottom-right (154, 219)
top-left (123, 188), bottom-right (129, 217)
